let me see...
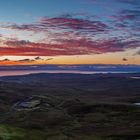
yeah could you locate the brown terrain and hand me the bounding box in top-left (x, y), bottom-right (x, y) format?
top-left (0, 73), bottom-right (139, 140)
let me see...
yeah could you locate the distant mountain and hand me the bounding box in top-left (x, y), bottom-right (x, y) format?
top-left (0, 64), bottom-right (140, 72)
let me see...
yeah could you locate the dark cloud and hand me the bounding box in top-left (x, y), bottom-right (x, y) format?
top-left (0, 56), bottom-right (54, 64)
top-left (35, 56), bottom-right (42, 60)
top-left (18, 59), bottom-right (35, 63)
top-left (35, 57), bottom-right (53, 61)
top-left (122, 58), bottom-right (128, 61)
top-left (0, 58), bottom-right (10, 62)
top-left (46, 58), bottom-right (53, 61)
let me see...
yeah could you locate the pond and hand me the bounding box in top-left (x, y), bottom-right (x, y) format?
top-left (134, 103), bottom-right (140, 106)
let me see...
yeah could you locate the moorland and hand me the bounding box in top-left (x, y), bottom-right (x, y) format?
top-left (0, 73), bottom-right (139, 140)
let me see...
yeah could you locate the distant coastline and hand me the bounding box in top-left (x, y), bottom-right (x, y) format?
top-left (0, 64), bottom-right (139, 77)
top-left (0, 70), bottom-right (140, 77)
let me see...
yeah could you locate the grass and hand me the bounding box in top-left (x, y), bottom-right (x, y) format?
top-left (0, 124), bottom-right (47, 140)
top-left (0, 73), bottom-right (140, 140)
top-left (0, 125), bottom-right (24, 140)
top-left (0, 124), bottom-right (114, 140)
top-left (0, 125), bottom-right (140, 140)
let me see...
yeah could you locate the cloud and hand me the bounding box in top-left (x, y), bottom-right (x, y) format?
top-left (35, 56), bottom-right (42, 60)
top-left (0, 58), bottom-right (10, 62)
top-left (3, 15), bottom-right (109, 37)
top-left (0, 37), bottom-right (138, 56)
top-left (0, 56), bottom-right (54, 65)
top-left (0, 9), bottom-right (139, 57)
top-left (134, 50), bottom-right (140, 55)
top-left (117, 0), bottom-right (139, 5)
top-left (6, 40), bottom-right (31, 46)
top-left (118, 10), bottom-right (140, 21)
top-left (17, 58), bottom-right (35, 63)
top-left (122, 58), bottom-right (128, 61)
top-left (46, 58), bottom-right (53, 61)
top-left (40, 16), bottom-right (108, 33)
top-left (34, 56), bottom-right (53, 61)
top-left (112, 9), bottom-right (140, 30)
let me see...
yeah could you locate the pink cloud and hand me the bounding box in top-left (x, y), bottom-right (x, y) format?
top-left (0, 37), bottom-right (138, 56)
top-left (0, 12), bottom-right (139, 57)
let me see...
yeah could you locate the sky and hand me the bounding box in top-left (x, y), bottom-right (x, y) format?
top-left (0, 0), bottom-right (140, 65)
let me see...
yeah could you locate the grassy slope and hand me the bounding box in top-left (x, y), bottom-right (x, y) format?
top-left (0, 124), bottom-right (108, 140)
top-left (0, 124), bottom-right (140, 140)
top-left (0, 73), bottom-right (140, 140)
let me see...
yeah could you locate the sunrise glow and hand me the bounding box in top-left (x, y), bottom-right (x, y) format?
top-left (0, 0), bottom-right (139, 65)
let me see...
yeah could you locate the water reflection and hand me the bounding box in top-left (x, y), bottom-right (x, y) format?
top-left (134, 103), bottom-right (140, 106)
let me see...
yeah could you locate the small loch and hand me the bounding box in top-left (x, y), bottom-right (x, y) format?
top-left (134, 103), bottom-right (140, 106)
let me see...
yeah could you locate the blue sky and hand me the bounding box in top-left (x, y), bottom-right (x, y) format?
top-left (0, 0), bottom-right (133, 22)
